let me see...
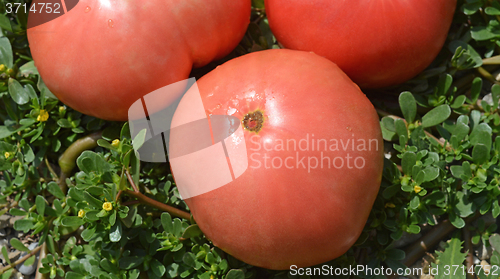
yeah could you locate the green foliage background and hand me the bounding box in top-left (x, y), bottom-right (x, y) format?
top-left (2, 0), bottom-right (500, 278)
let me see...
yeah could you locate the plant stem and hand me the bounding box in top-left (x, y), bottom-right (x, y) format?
top-left (477, 67), bottom-right (500, 85)
top-left (57, 131), bottom-right (103, 193)
top-left (123, 189), bottom-right (190, 220)
top-left (34, 242), bottom-right (48, 279)
top-left (0, 245), bottom-right (43, 275)
top-left (44, 156), bottom-right (58, 180)
top-left (123, 170), bottom-right (190, 220)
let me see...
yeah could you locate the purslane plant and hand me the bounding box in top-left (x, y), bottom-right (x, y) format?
top-left (1, 0), bottom-right (500, 278)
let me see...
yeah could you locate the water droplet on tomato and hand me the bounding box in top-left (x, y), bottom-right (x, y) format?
top-left (108, 19), bottom-right (114, 28)
top-left (84, 6), bottom-right (91, 13)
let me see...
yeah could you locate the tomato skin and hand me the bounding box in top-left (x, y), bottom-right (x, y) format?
top-left (27, 0), bottom-right (250, 121)
top-left (170, 49), bottom-right (384, 269)
top-left (265, 0), bottom-right (457, 89)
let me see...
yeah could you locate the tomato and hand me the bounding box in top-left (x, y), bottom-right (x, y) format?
top-left (27, 0), bottom-right (251, 121)
top-left (265, 0), bottom-right (457, 89)
top-left (169, 49), bottom-right (384, 269)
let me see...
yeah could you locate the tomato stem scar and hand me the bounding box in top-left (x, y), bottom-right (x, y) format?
top-left (242, 110), bottom-right (264, 133)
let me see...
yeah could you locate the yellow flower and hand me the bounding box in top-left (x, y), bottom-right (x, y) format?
top-left (111, 139), bottom-right (120, 148)
top-left (103, 202), bottom-right (113, 211)
top-left (414, 185), bottom-right (422, 194)
top-left (78, 209), bottom-right (85, 218)
top-left (210, 276), bottom-right (215, 279)
top-left (59, 106), bottom-right (66, 113)
top-left (384, 203), bottom-right (396, 208)
top-left (4, 152), bottom-right (10, 159)
top-left (0, 64), bottom-right (6, 71)
top-left (37, 110), bottom-right (49, 122)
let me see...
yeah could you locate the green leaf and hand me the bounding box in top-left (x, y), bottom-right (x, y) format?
top-left (128, 269), bottom-right (140, 279)
top-left (161, 213), bottom-right (173, 232)
top-left (36, 195), bottom-right (46, 217)
top-left (225, 269), bottom-right (245, 279)
top-left (37, 77), bottom-right (57, 100)
top-left (0, 37), bottom-right (13, 68)
top-left (65, 272), bottom-right (85, 279)
top-left (19, 61), bottom-right (38, 76)
top-left (436, 74), bottom-right (453, 96)
top-left (462, 2), bottom-right (482, 15)
top-left (9, 208), bottom-right (27, 216)
top-left (181, 224), bottom-right (203, 239)
top-left (10, 238), bottom-right (30, 253)
top-left (24, 255), bottom-right (35, 266)
top-left (489, 234), bottom-right (500, 252)
top-left (455, 192), bottom-right (474, 218)
top-left (381, 117), bottom-right (396, 132)
top-left (453, 123), bottom-right (470, 142)
top-left (14, 219), bottom-right (35, 232)
top-left (470, 77), bottom-right (482, 104)
top-left (409, 196), bottom-right (420, 210)
top-left (471, 23), bottom-right (500, 41)
top-left (47, 235), bottom-right (56, 255)
top-left (422, 167), bottom-right (439, 182)
top-left (450, 165), bottom-right (464, 179)
top-left (422, 105), bottom-right (451, 128)
top-left (0, 125), bottom-right (15, 139)
top-left (47, 181), bottom-right (65, 199)
top-left (83, 191), bottom-right (104, 209)
top-left (486, 5), bottom-right (500, 15)
top-left (399, 92), bottom-right (417, 123)
top-left (61, 216), bottom-right (84, 227)
top-left (81, 225), bottom-right (96, 242)
top-left (472, 144), bottom-right (490, 165)
top-left (8, 78), bottom-right (29, 105)
top-left (150, 258), bottom-right (166, 277)
top-left (493, 201), bottom-right (500, 218)
top-left (109, 221), bottom-right (122, 242)
top-left (76, 151), bottom-right (111, 175)
top-left (450, 95), bottom-right (466, 109)
top-left (132, 129), bottom-right (147, 151)
top-left (431, 238), bottom-right (466, 279)
top-left (100, 258), bottom-right (119, 274)
top-left (450, 212), bottom-right (466, 229)
top-left (401, 152), bottom-right (417, 175)
top-left (119, 256), bottom-right (144, 270)
top-left (1, 246), bottom-right (10, 265)
top-left (0, 269), bottom-right (13, 279)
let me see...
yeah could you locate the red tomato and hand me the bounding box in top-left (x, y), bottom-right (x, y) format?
top-left (170, 49), bottom-right (384, 269)
top-left (27, 0), bottom-right (250, 121)
top-left (265, 0), bottom-right (457, 89)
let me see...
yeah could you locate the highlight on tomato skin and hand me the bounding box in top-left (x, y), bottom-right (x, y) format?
top-left (265, 0), bottom-right (457, 89)
top-left (26, 0), bottom-right (251, 121)
top-left (168, 49), bottom-right (385, 270)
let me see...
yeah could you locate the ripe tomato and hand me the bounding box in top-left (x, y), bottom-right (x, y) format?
top-left (265, 0), bottom-right (457, 89)
top-left (27, 0), bottom-right (250, 121)
top-left (169, 49), bottom-right (384, 269)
